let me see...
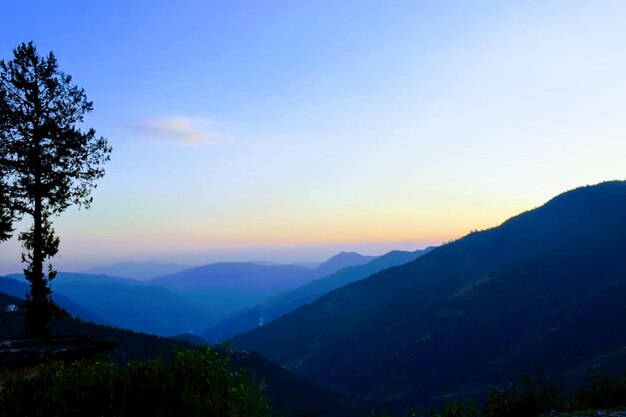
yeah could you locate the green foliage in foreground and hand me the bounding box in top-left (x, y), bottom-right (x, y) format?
top-left (569, 373), bottom-right (626, 411)
top-left (482, 373), bottom-right (559, 417)
top-left (388, 372), bottom-right (626, 417)
top-left (481, 372), bottom-right (626, 417)
top-left (0, 347), bottom-right (270, 417)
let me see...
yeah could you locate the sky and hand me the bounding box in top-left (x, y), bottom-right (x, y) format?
top-left (1, 1), bottom-right (625, 273)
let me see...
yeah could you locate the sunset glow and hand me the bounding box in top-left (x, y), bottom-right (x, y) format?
top-left (1, 1), bottom-right (625, 272)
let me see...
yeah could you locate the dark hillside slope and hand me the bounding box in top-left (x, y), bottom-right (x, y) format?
top-left (205, 248), bottom-right (431, 342)
top-left (232, 181), bottom-right (626, 411)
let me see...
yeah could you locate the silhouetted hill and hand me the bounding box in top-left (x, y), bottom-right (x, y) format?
top-left (232, 181), bottom-right (626, 412)
top-left (232, 350), bottom-right (359, 417)
top-left (204, 248), bottom-right (432, 342)
top-left (83, 261), bottom-right (191, 280)
top-left (172, 332), bottom-right (208, 345)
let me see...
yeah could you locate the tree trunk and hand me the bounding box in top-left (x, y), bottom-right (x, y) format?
top-left (24, 117), bottom-right (50, 336)
top-left (26, 195), bottom-right (47, 336)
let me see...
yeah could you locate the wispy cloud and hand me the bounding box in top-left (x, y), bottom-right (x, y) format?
top-left (129, 117), bottom-right (229, 145)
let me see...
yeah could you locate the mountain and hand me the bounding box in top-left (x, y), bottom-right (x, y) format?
top-left (0, 276), bottom-right (107, 324)
top-left (0, 291), bottom-right (357, 417)
top-left (83, 261), bottom-right (191, 280)
top-left (231, 181), bottom-right (626, 412)
top-left (0, 291), bottom-right (195, 362)
top-left (172, 332), bottom-right (208, 345)
top-left (231, 350), bottom-right (360, 417)
top-left (312, 251), bottom-right (376, 276)
top-left (204, 248), bottom-right (432, 342)
top-left (50, 274), bottom-right (211, 336)
top-left (2, 252), bottom-right (376, 336)
top-left (150, 253), bottom-right (375, 325)
top-left (2, 273), bottom-right (210, 336)
top-left (1, 251), bottom-right (374, 337)
top-left (150, 263), bottom-right (322, 323)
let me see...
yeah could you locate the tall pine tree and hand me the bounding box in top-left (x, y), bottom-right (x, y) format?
top-left (0, 42), bottom-right (112, 336)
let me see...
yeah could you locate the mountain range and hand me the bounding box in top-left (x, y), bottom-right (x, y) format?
top-left (0, 251), bottom-right (378, 336)
top-left (2, 181), bottom-right (626, 415)
top-left (231, 181), bottom-right (626, 412)
top-left (204, 248), bottom-right (433, 342)
top-left (0, 276), bottom-right (108, 325)
top-left (149, 252), bottom-right (376, 326)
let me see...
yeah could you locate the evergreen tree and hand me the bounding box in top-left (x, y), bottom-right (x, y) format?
top-left (0, 41), bottom-right (112, 336)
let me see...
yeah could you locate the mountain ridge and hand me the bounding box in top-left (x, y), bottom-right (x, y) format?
top-left (83, 261), bottom-right (191, 280)
top-left (204, 247), bottom-right (433, 342)
top-left (149, 253), bottom-right (377, 327)
top-left (231, 181), bottom-right (626, 411)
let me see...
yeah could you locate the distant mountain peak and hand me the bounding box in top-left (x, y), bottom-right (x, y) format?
top-left (333, 251), bottom-right (363, 257)
top-left (315, 251), bottom-right (376, 275)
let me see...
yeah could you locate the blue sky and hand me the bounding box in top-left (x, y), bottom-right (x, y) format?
top-left (1, 1), bottom-right (625, 272)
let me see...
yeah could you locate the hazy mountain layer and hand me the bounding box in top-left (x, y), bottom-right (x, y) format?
top-left (1, 252), bottom-right (377, 336)
top-left (83, 261), bottom-right (191, 280)
top-left (1, 273), bottom-right (209, 336)
top-left (0, 276), bottom-right (107, 325)
top-left (205, 248), bottom-right (432, 342)
top-left (150, 252), bottom-right (376, 325)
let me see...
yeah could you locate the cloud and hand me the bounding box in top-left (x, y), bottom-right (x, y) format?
top-left (129, 117), bottom-right (229, 144)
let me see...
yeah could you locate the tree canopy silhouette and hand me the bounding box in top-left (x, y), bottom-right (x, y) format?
top-left (0, 41), bottom-right (112, 336)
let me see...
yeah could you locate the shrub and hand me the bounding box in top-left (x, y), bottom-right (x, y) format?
top-left (0, 347), bottom-right (270, 417)
top-left (483, 373), bottom-right (559, 417)
top-left (569, 372), bottom-right (626, 410)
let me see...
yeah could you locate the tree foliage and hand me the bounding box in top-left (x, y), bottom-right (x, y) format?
top-left (0, 41), bottom-right (111, 336)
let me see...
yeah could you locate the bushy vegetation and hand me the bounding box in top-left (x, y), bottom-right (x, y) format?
top-left (481, 372), bottom-right (626, 417)
top-left (568, 373), bottom-right (626, 411)
top-left (0, 347), bottom-right (270, 417)
top-left (391, 372), bottom-right (626, 417)
top-left (482, 373), bottom-right (559, 417)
